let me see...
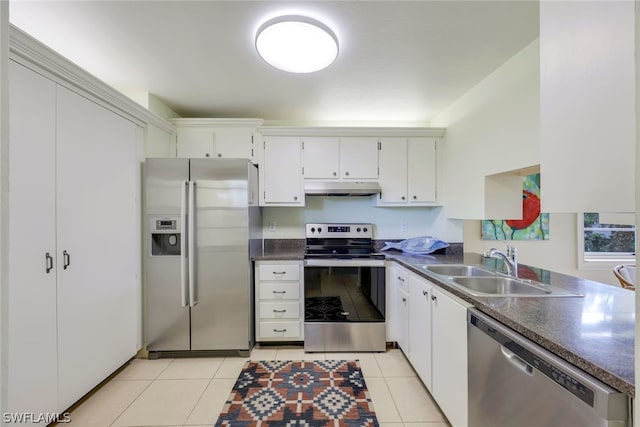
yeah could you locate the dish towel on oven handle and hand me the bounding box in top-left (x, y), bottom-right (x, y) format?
top-left (381, 236), bottom-right (449, 254)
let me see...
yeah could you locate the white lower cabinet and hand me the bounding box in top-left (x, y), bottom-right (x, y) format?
top-left (389, 263), bottom-right (472, 427)
top-left (255, 261), bottom-right (304, 341)
top-left (8, 60), bottom-right (141, 421)
top-left (431, 287), bottom-right (471, 427)
top-left (387, 263), bottom-right (410, 351)
top-left (408, 273), bottom-right (433, 389)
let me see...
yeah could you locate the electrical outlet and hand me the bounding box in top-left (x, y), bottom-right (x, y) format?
top-left (401, 221), bottom-right (408, 232)
top-left (269, 221), bottom-right (277, 232)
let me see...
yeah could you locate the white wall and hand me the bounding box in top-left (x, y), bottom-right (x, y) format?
top-left (430, 37), bottom-right (624, 287)
top-left (144, 124), bottom-right (175, 158)
top-left (540, 0), bottom-right (635, 213)
top-left (124, 92), bottom-right (178, 158)
top-left (0, 0), bottom-right (8, 420)
top-left (263, 196), bottom-right (461, 241)
top-left (431, 39), bottom-right (540, 219)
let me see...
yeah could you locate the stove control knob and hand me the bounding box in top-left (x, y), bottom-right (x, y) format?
top-left (363, 227), bottom-right (368, 232)
top-left (311, 227), bottom-right (316, 233)
top-left (318, 227), bottom-right (322, 233)
top-left (357, 227), bottom-right (361, 232)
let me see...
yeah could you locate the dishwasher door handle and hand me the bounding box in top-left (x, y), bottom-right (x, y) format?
top-left (501, 346), bottom-right (534, 376)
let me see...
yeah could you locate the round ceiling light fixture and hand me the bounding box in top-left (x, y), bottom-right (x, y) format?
top-left (255, 15), bottom-right (339, 73)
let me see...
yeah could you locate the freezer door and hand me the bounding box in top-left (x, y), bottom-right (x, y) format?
top-left (144, 158), bottom-right (190, 351)
top-left (189, 159), bottom-right (252, 351)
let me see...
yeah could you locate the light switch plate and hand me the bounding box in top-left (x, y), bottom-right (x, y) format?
top-left (401, 221), bottom-right (408, 232)
top-left (269, 221), bottom-right (276, 231)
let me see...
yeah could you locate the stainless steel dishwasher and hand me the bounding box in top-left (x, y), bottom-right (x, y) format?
top-left (468, 309), bottom-right (630, 427)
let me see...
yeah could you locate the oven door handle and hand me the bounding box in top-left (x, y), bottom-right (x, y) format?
top-left (304, 259), bottom-right (386, 267)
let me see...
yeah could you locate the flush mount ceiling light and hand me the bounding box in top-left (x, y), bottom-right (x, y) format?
top-left (255, 15), bottom-right (339, 73)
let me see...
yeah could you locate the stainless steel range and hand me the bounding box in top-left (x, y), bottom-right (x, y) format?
top-left (304, 223), bottom-right (386, 352)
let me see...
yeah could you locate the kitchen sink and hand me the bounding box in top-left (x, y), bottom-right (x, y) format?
top-left (450, 276), bottom-right (579, 297)
top-left (420, 263), bottom-right (581, 298)
top-left (422, 264), bottom-right (498, 277)
top-left (452, 276), bottom-right (549, 295)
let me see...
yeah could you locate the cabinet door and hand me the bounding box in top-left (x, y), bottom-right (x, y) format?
top-left (431, 287), bottom-right (470, 427)
top-left (378, 138), bottom-right (408, 204)
top-left (302, 137), bottom-right (340, 179)
top-left (7, 61), bottom-right (59, 420)
top-left (408, 138), bottom-right (436, 203)
top-left (176, 127), bottom-right (214, 158)
top-left (213, 127), bottom-right (254, 159)
top-left (396, 287), bottom-right (410, 354)
top-left (56, 87), bottom-right (139, 410)
top-left (262, 137), bottom-right (304, 205)
top-left (339, 137), bottom-right (379, 179)
top-left (408, 273), bottom-right (432, 390)
top-left (386, 263), bottom-right (408, 341)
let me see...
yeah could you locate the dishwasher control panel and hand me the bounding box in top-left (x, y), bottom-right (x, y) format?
top-left (470, 313), bottom-right (595, 407)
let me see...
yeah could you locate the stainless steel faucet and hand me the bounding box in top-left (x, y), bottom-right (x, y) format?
top-left (483, 243), bottom-right (518, 277)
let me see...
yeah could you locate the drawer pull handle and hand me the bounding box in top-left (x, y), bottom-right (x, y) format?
top-left (273, 271), bottom-right (287, 275)
top-left (422, 290), bottom-right (428, 296)
top-left (273, 309), bottom-right (287, 313)
top-left (273, 290), bottom-right (287, 294)
top-left (398, 277), bottom-right (404, 282)
top-left (273, 329), bottom-right (287, 333)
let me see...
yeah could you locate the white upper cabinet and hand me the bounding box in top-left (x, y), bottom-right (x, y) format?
top-left (171, 118), bottom-right (263, 163)
top-left (378, 137), bottom-right (437, 206)
top-left (339, 137), bottom-right (379, 179)
top-left (540, 1), bottom-right (635, 212)
top-left (408, 138), bottom-right (436, 203)
top-left (378, 137), bottom-right (408, 203)
top-left (260, 136), bottom-right (304, 206)
top-left (302, 137), bottom-right (340, 179)
top-left (259, 127), bottom-right (445, 207)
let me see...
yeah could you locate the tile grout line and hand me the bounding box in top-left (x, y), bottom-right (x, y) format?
top-left (108, 358), bottom-right (175, 427)
top-left (107, 378), bottom-right (154, 427)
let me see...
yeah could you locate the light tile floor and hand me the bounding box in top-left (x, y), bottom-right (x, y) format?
top-left (64, 346), bottom-right (451, 427)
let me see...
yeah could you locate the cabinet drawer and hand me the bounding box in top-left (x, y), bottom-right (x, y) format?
top-left (259, 321), bottom-right (300, 339)
top-left (259, 264), bottom-right (300, 281)
top-left (259, 301), bottom-right (300, 319)
top-left (259, 282), bottom-right (300, 300)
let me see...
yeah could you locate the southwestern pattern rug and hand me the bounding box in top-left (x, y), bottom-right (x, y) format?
top-left (214, 360), bottom-right (379, 427)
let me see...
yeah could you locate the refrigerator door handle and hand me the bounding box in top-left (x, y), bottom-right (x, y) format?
top-left (180, 180), bottom-right (189, 307)
top-left (188, 180), bottom-right (198, 307)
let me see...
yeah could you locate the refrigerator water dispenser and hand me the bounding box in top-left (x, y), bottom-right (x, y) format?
top-left (150, 217), bottom-right (181, 256)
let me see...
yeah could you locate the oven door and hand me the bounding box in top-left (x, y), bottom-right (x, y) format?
top-left (304, 259), bottom-right (385, 322)
top-left (303, 258), bottom-right (387, 352)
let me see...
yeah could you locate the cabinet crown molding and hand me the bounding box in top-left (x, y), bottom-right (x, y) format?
top-left (170, 118), bottom-right (264, 128)
top-left (259, 126), bottom-right (446, 138)
top-left (9, 25), bottom-right (174, 134)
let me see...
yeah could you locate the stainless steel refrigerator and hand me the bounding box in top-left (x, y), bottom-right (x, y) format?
top-left (144, 158), bottom-right (261, 356)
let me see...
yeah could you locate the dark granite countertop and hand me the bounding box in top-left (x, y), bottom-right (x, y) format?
top-left (253, 242), bottom-right (635, 397)
top-left (387, 251), bottom-right (635, 397)
top-left (254, 239), bottom-right (305, 260)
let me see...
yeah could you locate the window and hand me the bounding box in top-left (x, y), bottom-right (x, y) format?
top-left (580, 213), bottom-right (636, 265)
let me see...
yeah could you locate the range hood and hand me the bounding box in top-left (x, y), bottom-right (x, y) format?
top-left (304, 181), bottom-right (382, 196)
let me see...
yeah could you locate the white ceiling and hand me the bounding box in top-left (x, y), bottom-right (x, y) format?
top-left (9, 1), bottom-right (539, 125)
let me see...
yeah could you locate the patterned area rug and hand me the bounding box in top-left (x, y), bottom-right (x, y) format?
top-left (214, 360), bottom-right (379, 426)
